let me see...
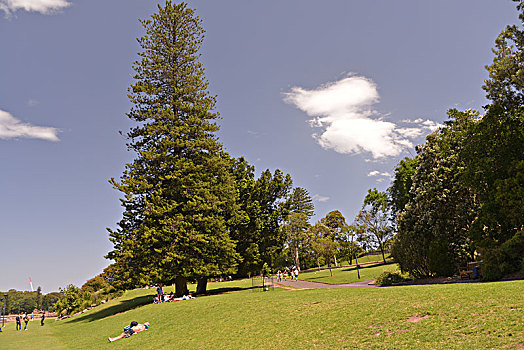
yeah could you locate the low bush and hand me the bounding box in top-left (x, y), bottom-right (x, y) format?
top-left (375, 271), bottom-right (410, 286)
top-left (481, 230), bottom-right (524, 281)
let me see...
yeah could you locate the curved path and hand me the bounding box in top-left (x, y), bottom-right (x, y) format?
top-left (273, 278), bottom-right (376, 289)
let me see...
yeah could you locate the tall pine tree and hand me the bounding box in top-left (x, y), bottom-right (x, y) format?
top-left (107, 1), bottom-right (239, 296)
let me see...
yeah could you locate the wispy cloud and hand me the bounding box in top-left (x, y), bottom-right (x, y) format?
top-left (283, 75), bottom-right (439, 159)
top-left (27, 99), bottom-right (39, 107)
top-left (313, 194), bottom-right (330, 202)
top-left (0, 109), bottom-right (60, 141)
top-left (367, 170), bottom-right (391, 177)
top-left (0, 0), bottom-right (71, 15)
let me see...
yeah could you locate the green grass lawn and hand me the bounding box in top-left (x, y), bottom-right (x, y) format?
top-left (335, 253), bottom-right (393, 266)
top-left (299, 262), bottom-right (400, 284)
top-left (1, 280), bottom-right (522, 349)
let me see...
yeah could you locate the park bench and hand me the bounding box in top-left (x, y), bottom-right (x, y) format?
top-left (458, 261), bottom-right (481, 280)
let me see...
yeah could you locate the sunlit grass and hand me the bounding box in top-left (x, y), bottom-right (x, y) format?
top-left (299, 262), bottom-right (399, 284)
top-left (1, 279), bottom-right (522, 349)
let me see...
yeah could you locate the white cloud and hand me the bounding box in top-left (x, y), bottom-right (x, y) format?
top-left (0, 0), bottom-right (71, 15)
top-left (0, 109), bottom-right (60, 141)
top-left (284, 75), bottom-right (439, 159)
top-left (313, 194), bottom-right (330, 202)
top-left (367, 170), bottom-right (391, 177)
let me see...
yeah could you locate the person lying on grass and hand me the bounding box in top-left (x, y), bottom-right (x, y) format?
top-left (108, 321), bottom-right (150, 342)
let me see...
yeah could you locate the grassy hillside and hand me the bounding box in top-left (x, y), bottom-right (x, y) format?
top-left (299, 262), bottom-right (399, 284)
top-left (1, 280), bottom-right (522, 349)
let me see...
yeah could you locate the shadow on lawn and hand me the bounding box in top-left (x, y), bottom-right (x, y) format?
top-left (65, 293), bottom-right (155, 324)
top-left (204, 285), bottom-right (269, 295)
top-left (303, 262), bottom-right (395, 282)
top-left (64, 285), bottom-right (256, 323)
top-left (340, 261), bottom-right (395, 272)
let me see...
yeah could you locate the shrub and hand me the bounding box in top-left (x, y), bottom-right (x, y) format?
top-left (375, 271), bottom-right (409, 286)
top-left (428, 239), bottom-right (456, 277)
top-left (481, 230), bottom-right (524, 281)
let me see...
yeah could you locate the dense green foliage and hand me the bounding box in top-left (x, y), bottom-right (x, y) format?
top-left (0, 288), bottom-right (60, 314)
top-left (391, 110), bottom-right (479, 278)
top-left (375, 271), bottom-right (409, 286)
top-left (228, 157), bottom-right (294, 276)
top-left (390, 2), bottom-right (524, 279)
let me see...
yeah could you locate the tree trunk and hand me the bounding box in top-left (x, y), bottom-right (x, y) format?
top-left (317, 258), bottom-right (321, 271)
top-left (334, 255), bottom-right (338, 267)
top-left (294, 247), bottom-right (300, 271)
top-left (174, 276), bottom-right (188, 297)
top-left (196, 277), bottom-right (208, 295)
top-left (380, 243), bottom-right (386, 264)
top-left (329, 267), bottom-right (333, 277)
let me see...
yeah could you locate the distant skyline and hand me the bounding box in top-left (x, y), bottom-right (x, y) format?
top-left (0, 0), bottom-right (518, 292)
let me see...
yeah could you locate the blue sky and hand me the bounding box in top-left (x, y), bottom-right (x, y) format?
top-left (0, 0), bottom-right (518, 292)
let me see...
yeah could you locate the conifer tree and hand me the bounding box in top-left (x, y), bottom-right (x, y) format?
top-left (107, 1), bottom-right (239, 296)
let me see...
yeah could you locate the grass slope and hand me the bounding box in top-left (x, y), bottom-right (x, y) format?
top-left (1, 280), bottom-right (522, 349)
top-left (299, 262), bottom-right (399, 284)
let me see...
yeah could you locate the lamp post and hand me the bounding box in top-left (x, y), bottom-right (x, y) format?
top-left (2, 294), bottom-right (7, 328)
top-left (354, 253), bottom-right (361, 279)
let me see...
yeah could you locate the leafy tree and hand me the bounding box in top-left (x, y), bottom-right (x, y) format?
top-left (55, 285), bottom-right (81, 316)
top-left (107, 1), bottom-right (239, 296)
top-left (483, 1), bottom-right (524, 111)
top-left (320, 210), bottom-right (346, 240)
top-left (355, 189), bottom-right (393, 264)
top-left (36, 286), bottom-right (42, 310)
top-left (228, 157), bottom-right (293, 275)
top-left (392, 110), bottom-right (479, 278)
top-left (454, 1), bottom-right (524, 279)
top-left (282, 187), bottom-right (314, 270)
top-left (320, 210), bottom-right (347, 266)
top-left (388, 156), bottom-right (419, 218)
top-left (338, 224), bottom-right (362, 265)
top-left (81, 275), bottom-right (110, 294)
top-left (390, 2), bottom-right (524, 280)
top-left (309, 222), bottom-right (339, 276)
top-left (282, 212), bottom-right (310, 270)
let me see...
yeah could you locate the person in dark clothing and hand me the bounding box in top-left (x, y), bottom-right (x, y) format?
top-left (41, 312), bottom-right (45, 326)
top-left (15, 315), bottom-right (22, 331)
top-left (23, 314), bottom-right (29, 330)
top-left (156, 284), bottom-right (164, 302)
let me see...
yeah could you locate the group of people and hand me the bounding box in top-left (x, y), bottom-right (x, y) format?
top-left (152, 284), bottom-right (195, 304)
top-left (276, 268), bottom-right (299, 282)
top-left (14, 312), bottom-right (45, 331)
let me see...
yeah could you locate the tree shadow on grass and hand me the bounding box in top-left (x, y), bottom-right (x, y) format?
top-left (201, 285), bottom-right (268, 295)
top-left (303, 262), bottom-right (395, 282)
top-left (65, 293), bottom-right (155, 324)
top-left (64, 285), bottom-right (256, 323)
top-left (340, 261), bottom-right (395, 273)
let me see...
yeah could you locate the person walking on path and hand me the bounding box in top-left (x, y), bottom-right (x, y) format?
top-left (23, 314), bottom-right (29, 330)
top-left (15, 314), bottom-right (21, 331)
top-left (41, 312), bottom-right (45, 326)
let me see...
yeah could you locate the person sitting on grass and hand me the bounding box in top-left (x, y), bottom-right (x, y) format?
top-left (108, 321), bottom-right (150, 343)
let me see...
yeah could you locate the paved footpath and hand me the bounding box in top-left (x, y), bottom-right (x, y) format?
top-left (273, 278), bottom-right (376, 289)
